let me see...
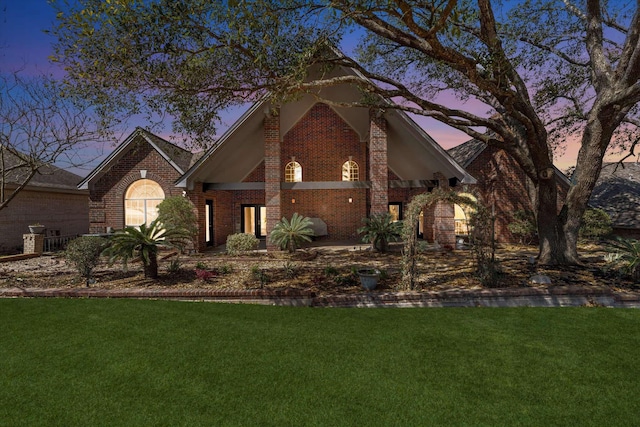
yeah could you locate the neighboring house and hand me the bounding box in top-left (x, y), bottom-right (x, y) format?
top-left (448, 139), bottom-right (570, 242)
top-left (590, 162), bottom-right (640, 239)
top-left (80, 65), bottom-right (476, 251)
top-left (0, 150), bottom-right (88, 253)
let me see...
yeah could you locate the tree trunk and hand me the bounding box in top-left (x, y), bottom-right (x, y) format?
top-left (144, 251), bottom-right (159, 279)
top-left (542, 100), bottom-right (621, 265)
top-left (536, 174), bottom-right (578, 264)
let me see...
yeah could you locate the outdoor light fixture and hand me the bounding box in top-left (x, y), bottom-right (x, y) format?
top-left (291, 198), bottom-right (296, 204)
top-left (348, 197), bottom-right (353, 203)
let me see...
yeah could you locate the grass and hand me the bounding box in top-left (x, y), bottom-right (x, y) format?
top-left (1, 300), bottom-right (639, 426)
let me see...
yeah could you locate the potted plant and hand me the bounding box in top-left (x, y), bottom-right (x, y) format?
top-left (357, 268), bottom-right (381, 290)
top-left (28, 223), bottom-right (45, 234)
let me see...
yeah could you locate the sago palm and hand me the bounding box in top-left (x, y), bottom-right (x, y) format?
top-left (358, 213), bottom-right (403, 253)
top-left (104, 219), bottom-right (192, 279)
top-left (269, 213), bottom-right (314, 253)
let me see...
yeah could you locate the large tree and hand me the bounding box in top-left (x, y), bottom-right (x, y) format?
top-left (0, 71), bottom-right (112, 211)
top-left (50, 0), bottom-right (640, 264)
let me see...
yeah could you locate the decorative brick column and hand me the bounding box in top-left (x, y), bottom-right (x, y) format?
top-left (23, 234), bottom-right (44, 255)
top-left (433, 172), bottom-right (456, 248)
top-left (186, 183), bottom-right (205, 252)
top-left (369, 109), bottom-right (389, 217)
top-left (264, 108), bottom-right (281, 250)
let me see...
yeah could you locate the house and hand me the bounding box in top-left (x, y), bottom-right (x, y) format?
top-left (448, 139), bottom-right (570, 242)
top-left (78, 128), bottom-right (199, 234)
top-left (80, 66), bottom-right (477, 251)
top-left (590, 162), bottom-right (640, 239)
top-left (0, 149), bottom-right (88, 253)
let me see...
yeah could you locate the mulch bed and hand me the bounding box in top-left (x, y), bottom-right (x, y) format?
top-left (0, 243), bottom-right (637, 298)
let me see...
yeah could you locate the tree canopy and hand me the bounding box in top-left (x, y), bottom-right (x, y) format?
top-left (50, 0), bottom-right (640, 264)
top-left (0, 71), bottom-right (111, 211)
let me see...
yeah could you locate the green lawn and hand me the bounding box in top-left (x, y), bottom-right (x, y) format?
top-left (1, 300), bottom-right (638, 426)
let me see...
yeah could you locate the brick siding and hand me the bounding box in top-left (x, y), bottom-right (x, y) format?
top-left (88, 137), bottom-right (183, 234)
top-left (0, 188), bottom-right (88, 253)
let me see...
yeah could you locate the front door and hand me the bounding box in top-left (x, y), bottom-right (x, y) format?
top-left (242, 205), bottom-right (267, 238)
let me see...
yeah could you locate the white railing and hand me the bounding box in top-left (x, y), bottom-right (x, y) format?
top-left (43, 234), bottom-right (79, 253)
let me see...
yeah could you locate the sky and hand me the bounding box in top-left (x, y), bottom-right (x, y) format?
top-left (0, 0), bottom-right (634, 178)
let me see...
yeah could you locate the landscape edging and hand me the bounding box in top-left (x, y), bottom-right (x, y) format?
top-left (1, 286), bottom-right (639, 308)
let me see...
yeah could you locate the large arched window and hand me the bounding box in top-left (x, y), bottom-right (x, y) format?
top-left (342, 159), bottom-right (359, 181)
top-left (124, 179), bottom-right (165, 226)
top-left (285, 161), bottom-right (302, 182)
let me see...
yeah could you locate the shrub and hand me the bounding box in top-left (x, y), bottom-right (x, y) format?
top-left (580, 208), bottom-right (613, 241)
top-left (65, 236), bottom-right (110, 286)
top-left (219, 263), bottom-right (233, 274)
top-left (358, 213), bottom-right (402, 253)
top-left (195, 269), bottom-right (217, 281)
top-left (166, 258), bottom-right (181, 273)
top-left (282, 261), bottom-right (299, 279)
top-left (157, 196), bottom-right (198, 252)
top-left (507, 210), bottom-right (537, 245)
top-left (606, 237), bottom-right (640, 281)
top-left (269, 213), bottom-right (314, 253)
top-left (250, 265), bottom-right (269, 288)
top-left (226, 233), bottom-right (259, 255)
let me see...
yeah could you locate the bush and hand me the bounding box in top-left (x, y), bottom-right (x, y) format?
top-left (65, 236), bottom-right (110, 286)
top-left (580, 208), bottom-right (613, 240)
top-left (507, 210), bottom-right (537, 245)
top-left (157, 196), bottom-right (198, 252)
top-left (226, 233), bottom-right (259, 255)
top-left (269, 213), bottom-right (314, 253)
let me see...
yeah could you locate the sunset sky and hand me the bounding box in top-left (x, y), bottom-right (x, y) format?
top-left (1, 0), bottom-right (635, 177)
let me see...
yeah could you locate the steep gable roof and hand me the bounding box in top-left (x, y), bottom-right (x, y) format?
top-left (177, 63), bottom-right (475, 188)
top-left (1, 146), bottom-right (83, 191)
top-left (590, 162), bottom-right (640, 229)
top-left (78, 127), bottom-right (196, 190)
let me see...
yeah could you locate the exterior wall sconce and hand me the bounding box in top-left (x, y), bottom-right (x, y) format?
top-left (291, 198), bottom-right (296, 204)
top-left (348, 197), bottom-right (353, 203)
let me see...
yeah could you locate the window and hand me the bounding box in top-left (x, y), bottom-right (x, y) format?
top-left (124, 179), bottom-right (165, 226)
top-left (342, 160), bottom-right (359, 181)
top-left (388, 203), bottom-right (402, 222)
top-left (454, 193), bottom-right (477, 235)
top-left (285, 161), bottom-right (302, 182)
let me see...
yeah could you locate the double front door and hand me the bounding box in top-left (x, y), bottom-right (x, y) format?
top-left (242, 205), bottom-right (267, 238)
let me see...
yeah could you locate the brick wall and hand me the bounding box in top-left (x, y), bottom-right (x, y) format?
top-left (0, 188), bottom-right (88, 253)
top-left (463, 146), bottom-right (568, 242)
top-left (88, 138), bottom-right (183, 233)
top-left (279, 103), bottom-right (368, 240)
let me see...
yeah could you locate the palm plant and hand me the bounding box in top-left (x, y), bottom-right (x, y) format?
top-left (104, 219), bottom-right (192, 279)
top-left (358, 213), bottom-right (403, 253)
top-left (607, 237), bottom-right (640, 281)
top-left (269, 213), bottom-right (314, 253)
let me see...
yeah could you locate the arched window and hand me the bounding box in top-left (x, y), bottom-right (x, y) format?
top-left (285, 161), bottom-right (302, 182)
top-left (454, 193), bottom-right (477, 236)
top-left (342, 159), bottom-right (359, 181)
top-left (124, 179), bottom-right (165, 226)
